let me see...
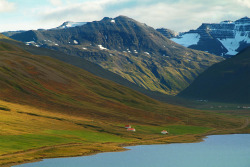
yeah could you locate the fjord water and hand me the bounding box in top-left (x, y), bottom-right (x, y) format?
top-left (15, 134), bottom-right (250, 167)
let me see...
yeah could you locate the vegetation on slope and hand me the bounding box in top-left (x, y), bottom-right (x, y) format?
top-left (0, 37), bottom-right (187, 105)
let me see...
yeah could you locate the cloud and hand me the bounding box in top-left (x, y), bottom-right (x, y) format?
top-left (0, 0), bottom-right (15, 12)
top-left (48, 0), bottom-right (62, 6)
top-left (36, 0), bottom-right (130, 27)
top-left (236, 0), bottom-right (250, 8)
top-left (116, 0), bottom-right (250, 32)
top-left (5, 0), bottom-right (249, 32)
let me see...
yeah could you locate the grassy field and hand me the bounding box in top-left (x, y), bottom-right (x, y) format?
top-left (0, 99), bottom-right (248, 166)
top-left (132, 125), bottom-right (212, 135)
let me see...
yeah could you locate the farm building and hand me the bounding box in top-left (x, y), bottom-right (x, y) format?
top-left (161, 130), bottom-right (168, 134)
top-left (125, 125), bottom-right (131, 128)
top-left (127, 128), bottom-right (136, 132)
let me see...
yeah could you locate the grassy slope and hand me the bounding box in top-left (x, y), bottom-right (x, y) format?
top-left (0, 41), bottom-right (247, 166)
top-left (0, 37), bottom-right (190, 107)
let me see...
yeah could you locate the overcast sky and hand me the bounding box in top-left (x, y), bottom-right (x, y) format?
top-left (0, 0), bottom-right (249, 32)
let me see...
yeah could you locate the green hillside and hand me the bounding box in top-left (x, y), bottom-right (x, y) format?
top-left (179, 47), bottom-right (250, 104)
top-left (0, 34), bottom-right (191, 106)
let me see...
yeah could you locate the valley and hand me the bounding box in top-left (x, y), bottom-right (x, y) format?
top-left (0, 39), bottom-right (248, 166)
top-left (0, 4), bottom-right (249, 166)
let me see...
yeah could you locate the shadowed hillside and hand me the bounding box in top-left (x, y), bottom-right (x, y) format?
top-left (179, 47), bottom-right (250, 104)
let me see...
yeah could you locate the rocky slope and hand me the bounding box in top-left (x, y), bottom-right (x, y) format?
top-left (170, 17), bottom-right (250, 57)
top-left (9, 16), bottom-right (223, 95)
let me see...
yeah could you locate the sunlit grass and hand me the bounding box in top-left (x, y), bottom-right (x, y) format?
top-left (44, 130), bottom-right (131, 143)
top-left (133, 125), bottom-right (212, 135)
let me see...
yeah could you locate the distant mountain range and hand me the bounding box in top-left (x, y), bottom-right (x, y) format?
top-left (179, 46), bottom-right (250, 104)
top-left (7, 16), bottom-right (222, 95)
top-left (165, 17), bottom-right (250, 57)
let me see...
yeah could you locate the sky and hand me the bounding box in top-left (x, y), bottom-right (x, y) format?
top-left (0, 0), bottom-right (249, 32)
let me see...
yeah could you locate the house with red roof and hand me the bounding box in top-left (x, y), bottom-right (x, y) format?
top-left (125, 125), bottom-right (131, 129)
top-left (127, 128), bottom-right (136, 132)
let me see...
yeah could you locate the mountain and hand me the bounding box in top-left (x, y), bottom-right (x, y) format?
top-left (169, 17), bottom-right (250, 57)
top-left (8, 16), bottom-right (223, 95)
top-left (178, 46), bottom-right (250, 104)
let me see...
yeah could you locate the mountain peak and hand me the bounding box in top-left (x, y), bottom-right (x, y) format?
top-left (235, 16), bottom-right (250, 24)
top-left (115, 15), bottom-right (139, 22)
top-left (116, 15), bottom-right (131, 19)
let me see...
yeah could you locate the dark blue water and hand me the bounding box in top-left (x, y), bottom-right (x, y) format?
top-left (14, 134), bottom-right (250, 167)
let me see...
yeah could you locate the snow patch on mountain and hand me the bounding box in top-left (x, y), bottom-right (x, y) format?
top-left (57, 21), bottom-right (86, 29)
top-left (98, 45), bottom-right (108, 50)
top-left (25, 41), bottom-right (36, 45)
top-left (168, 17), bottom-right (250, 57)
top-left (172, 33), bottom-right (200, 47)
top-left (74, 40), bottom-right (79, 44)
top-left (218, 31), bottom-right (250, 55)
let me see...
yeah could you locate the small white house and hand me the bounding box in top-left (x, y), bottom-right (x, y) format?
top-left (161, 130), bottom-right (168, 134)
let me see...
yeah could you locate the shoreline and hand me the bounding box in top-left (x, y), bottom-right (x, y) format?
top-left (2, 118), bottom-right (249, 167)
top-left (3, 131), bottom-right (247, 167)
